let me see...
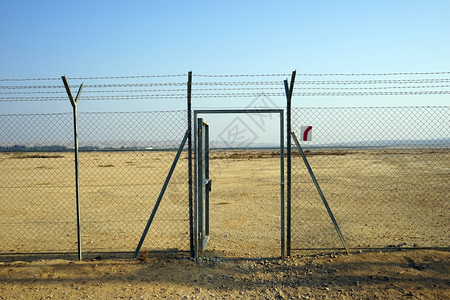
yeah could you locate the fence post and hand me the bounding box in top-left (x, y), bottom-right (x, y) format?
top-left (62, 76), bottom-right (84, 260)
top-left (280, 111), bottom-right (285, 259)
top-left (285, 70), bottom-right (296, 257)
top-left (187, 71), bottom-right (194, 258)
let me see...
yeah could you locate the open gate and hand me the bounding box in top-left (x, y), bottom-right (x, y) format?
top-left (194, 118), bottom-right (211, 257)
top-left (193, 109), bottom-right (285, 259)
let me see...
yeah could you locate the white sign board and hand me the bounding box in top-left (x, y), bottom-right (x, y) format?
top-left (300, 126), bottom-right (312, 141)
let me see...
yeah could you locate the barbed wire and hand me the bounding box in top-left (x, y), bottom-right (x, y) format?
top-left (3, 84), bottom-right (449, 95)
top-left (1, 71), bottom-right (449, 82)
top-left (0, 83), bottom-right (187, 89)
top-left (0, 88), bottom-right (187, 95)
top-left (191, 85), bottom-right (450, 91)
top-left (1, 72), bottom-right (449, 101)
top-left (3, 78), bottom-right (450, 90)
top-left (293, 91), bottom-right (450, 96)
top-left (191, 91), bottom-right (450, 97)
top-left (2, 90), bottom-right (449, 100)
top-left (192, 79), bottom-right (450, 85)
top-left (0, 74), bottom-right (186, 82)
top-left (291, 85), bottom-right (450, 91)
top-left (190, 71), bottom-right (450, 77)
top-left (292, 71), bottom-right (450, 76)
top-left (0, 77), bottom-right (60, 82)
top-left (194, 73), bottom-right (290, 77)
top-left (68, 74), bottom-right (186, 80)
top-left (0, 85), bottom-right (68, 89)
top-left (68, 74), bottom-right (187, 80)
top-left (0, 81), bottom-right (282, 89)
top-left (292, 79), bottom-right (450, 85)
top-left (0, 95), bottom-right (186, 102)
top-left (1, 90), bottom-right (448, 101)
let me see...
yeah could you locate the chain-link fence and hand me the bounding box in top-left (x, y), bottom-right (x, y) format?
top-left (77, 111), bottom-right (189, 253)
top-left (0, 113), bottom-right (75, 254)
top-left (0, 110), bottom-right (189, 255)
top-left (291, 106), bottom-right (449, 252)
top-left (1, 72), bottom-right (449, 259)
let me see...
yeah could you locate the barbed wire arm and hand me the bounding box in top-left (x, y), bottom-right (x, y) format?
top-left (62, 76), bottom-right (84, 107)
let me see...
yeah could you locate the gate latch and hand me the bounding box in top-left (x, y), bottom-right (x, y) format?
top-left (204, 179), bottom-right (212, 192)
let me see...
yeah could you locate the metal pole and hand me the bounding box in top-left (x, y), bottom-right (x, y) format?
top-left (134, 131), bottom-right (189, 258)
top-left (187, 71), bottom-right (194, 257)
top-left (193, 113), bottom-right (199, 259)
top-left (291, 132), bottom-right (350, 254)
top-left (280, 111), bottom-right (285, 259)
top-left (197, 118), bottom-right (204, 253)
top-left (62, 75), bottom-right (84, 260)
top-left (204, 124), bottom-right (210, 238)
top-left (285, 70), bottom-right (296, 257)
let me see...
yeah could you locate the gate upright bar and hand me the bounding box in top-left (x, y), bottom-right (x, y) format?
top-left (197, 118), bottom-right (204, 253)
top-left (196, 118), bottom-right (210, 252)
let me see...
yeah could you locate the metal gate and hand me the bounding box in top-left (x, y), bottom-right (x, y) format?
top-left (194, 118), bottom-right (211, 258)
top-left (193, 109), bottom-right (285, 259)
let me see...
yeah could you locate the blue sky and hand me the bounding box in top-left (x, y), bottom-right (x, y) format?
top-left (1, 1), bottom-right (449, 145)
top-left (1, 0), bottom-right (449, 77)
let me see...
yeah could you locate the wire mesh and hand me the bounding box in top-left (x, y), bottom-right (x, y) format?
top-left (1, 72), bottom-right (449, 259)
top-left (0, 113), bottom-right (76, 253)
top-left (0, 110), bottom-right (189, 254)
top-left (291, 106), bottom-right (449, 252)
top-left (77, 111), bottom-right (189, 253)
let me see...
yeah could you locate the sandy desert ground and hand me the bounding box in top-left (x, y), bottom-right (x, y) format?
top-left (0, 249), bottom-right (449, 299)
top-left (0, 149), bottom-right (448, 298)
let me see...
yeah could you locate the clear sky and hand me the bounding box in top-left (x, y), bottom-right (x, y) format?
top-left (1, 0), bottom-right (449, 77)
top-left (1, 0), bottom-right (449, 146)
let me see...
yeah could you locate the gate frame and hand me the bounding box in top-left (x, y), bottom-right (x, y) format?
top-left (193, 109), bottom-right (285, 259)
top-left (195, 118), bottom-right (211, 257)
